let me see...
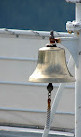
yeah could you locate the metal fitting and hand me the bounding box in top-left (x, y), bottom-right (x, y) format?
top-left (66, 21), bottom-right (81, 31)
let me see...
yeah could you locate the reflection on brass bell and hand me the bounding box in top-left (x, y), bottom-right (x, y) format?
top-left (29, 31), bottom-right (75, 134)
top-left (29, 31), bottom-right (75, 83)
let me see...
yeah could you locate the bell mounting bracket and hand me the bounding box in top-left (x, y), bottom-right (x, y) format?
top-left (46, 31), bottom-right (61, 47)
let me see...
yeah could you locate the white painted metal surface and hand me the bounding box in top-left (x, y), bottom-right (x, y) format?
top-left (76, 3), bottom-right (81, 21)
top-left (0, 28), bottom-right (74, 37)
top-left (0, 126), bottom-right (74, 137)
top-left (63, 2), bottom-right (81, 137)
top-left (75, 3), bottom-right (81, 137)
top-left (75, 31), bottom-right (81, 137)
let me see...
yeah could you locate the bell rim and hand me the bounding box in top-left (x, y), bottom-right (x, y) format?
top-left (29, 77), bottom-right (75, 83)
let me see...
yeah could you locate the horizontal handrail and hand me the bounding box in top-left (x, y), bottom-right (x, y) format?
top-left (0, 28), bottom-right (74, 38)
top-left (0, 81), bottom-right (75, 89)
top-left (0, 56), bottom-right (37, 62)
top-left (0, 107), bottom-right (75, 115)
top-left (0, 56), bottom-right (69, 64)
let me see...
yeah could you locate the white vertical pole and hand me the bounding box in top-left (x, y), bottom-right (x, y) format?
top-left (76, 3), bottom-right (81, 22)
top-left (75, 3), bottom-right (81, 137)
top-left (75, 32), bottom-right (81, 137)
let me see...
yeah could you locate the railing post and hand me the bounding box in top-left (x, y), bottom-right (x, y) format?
top-left (75, 3), bottom-right (81, 137)
top-left (75, 30), bottom-right (81, 137)
top-left (66, 1), bottom-right (81, 137)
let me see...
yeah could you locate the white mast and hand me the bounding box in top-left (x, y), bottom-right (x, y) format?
top-left (64, 1), bottom-right (81, 137)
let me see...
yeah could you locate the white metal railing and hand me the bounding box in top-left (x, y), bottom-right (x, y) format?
top-left (0, 56), bottom-right (37, 62)
top-left (0, 107), bottom-right (74, 115)
top-left (0, 28), bottom-right (74, 38)
top-left (0, 81), bottom-right (75, 88)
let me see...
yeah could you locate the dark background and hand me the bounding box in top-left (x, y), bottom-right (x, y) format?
top-left (0, 0), bottom-right (75, 32)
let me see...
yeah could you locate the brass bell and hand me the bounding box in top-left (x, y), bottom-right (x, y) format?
top-left (29, 31), bottom-right (75, 83)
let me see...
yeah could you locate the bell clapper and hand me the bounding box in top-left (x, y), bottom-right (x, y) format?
top-left (46, 83), bottom-right (53, 129)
